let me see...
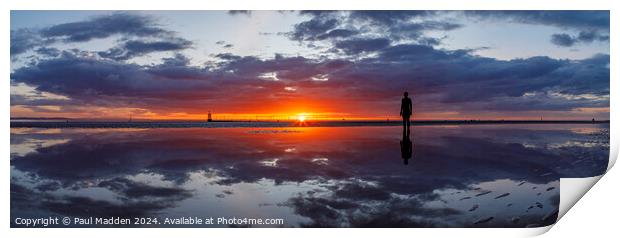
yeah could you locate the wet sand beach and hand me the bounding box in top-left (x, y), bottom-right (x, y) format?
top-left (10, 124), bottom-right (609, 227)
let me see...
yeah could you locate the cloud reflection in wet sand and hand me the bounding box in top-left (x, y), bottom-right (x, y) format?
top-left (10, 124), bottom-right (609, 227)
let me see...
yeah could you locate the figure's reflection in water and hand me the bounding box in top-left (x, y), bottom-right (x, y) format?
top-left (400, 129), bottom-right (413, 165)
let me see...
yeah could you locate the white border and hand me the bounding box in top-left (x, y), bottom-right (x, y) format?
top-left (2, 0), bottom-right (616, 237)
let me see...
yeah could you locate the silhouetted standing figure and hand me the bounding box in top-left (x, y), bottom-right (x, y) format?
top-left (400, 92), bottom-right (412, 135)
top-left (400, 131), bottom-right (413, 165)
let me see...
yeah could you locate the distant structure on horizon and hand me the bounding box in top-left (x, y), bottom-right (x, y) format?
top-left (207, 111), bottom-right (212, 122)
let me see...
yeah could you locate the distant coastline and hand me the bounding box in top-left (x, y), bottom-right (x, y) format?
top-left (10, 119), bottom-right (610, 129)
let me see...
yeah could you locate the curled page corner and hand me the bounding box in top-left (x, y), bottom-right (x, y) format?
top-left (552, 133), bottom-right (617, 230)
top-left (608, 131), bottom-right (618, 170)
top-left (558, 176), bottom-right (604, 221)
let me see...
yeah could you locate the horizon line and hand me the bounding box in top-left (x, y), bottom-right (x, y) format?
top-left (10, 119), bottom-right (610, 129)
top-left (10, 117), bottom-right (610, 122)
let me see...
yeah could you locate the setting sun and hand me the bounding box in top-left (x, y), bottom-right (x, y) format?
top-left (297, 114), bottom-right (306, 122)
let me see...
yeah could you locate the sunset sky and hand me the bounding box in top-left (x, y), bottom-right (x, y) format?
top-left (10, 11), bottom-right (610, 120)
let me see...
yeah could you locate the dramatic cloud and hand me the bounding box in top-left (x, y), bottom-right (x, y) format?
top-left (290, 11), bottom-right (460, 46)
top-left (387, 21), bottom-right (462, 40)
top-left (466, 11), bottom-right (610, 47)
top-left (577, 30), bottom-right (610, 42)
top-left (348, 10), bottom-right (437, 25)
top-left (465, 10), bottom-right (609, 31)
top-left (10, 12), bottom-right (189, 60)
top-left (298, 11), bottom-right (608, 52)
top-left (10, 29), bottom-right (43, 55)
top-left (34, 47), bottom-right (61, 57)
top-left (315, 29), bottom-right (358, 41)
top-left (290, 18), bottom-right (341, 41)
top-left (551, 33), bottom-right (577, 47)
top-left (10, 43), bottom-right (609, 118)
top-left (10, 11), bottom-right (609, 119)
top-left (11, 51), bottom-right (209, 103)
top-left (98, 38), bottom-right (192, 61)
top-left (228, 10), bottom-right (252, 16)
top-left (40, 12), bottom-right (169, 42)
top-left (550, 31), bottom-right (609, 47)
top-left (333, 38), bottom-right (391, 54)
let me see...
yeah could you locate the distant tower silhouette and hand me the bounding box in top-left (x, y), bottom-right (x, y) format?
top-left (207, 111), bottom-right (212, 122)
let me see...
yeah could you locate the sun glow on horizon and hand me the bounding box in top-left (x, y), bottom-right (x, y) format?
top-left (297, 114), bottom-right (306, 122)
top-left (10, 105), bottom-right (612, 122)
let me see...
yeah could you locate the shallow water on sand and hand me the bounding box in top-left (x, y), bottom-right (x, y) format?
top-left (10, 124), bottom-right (609, 227)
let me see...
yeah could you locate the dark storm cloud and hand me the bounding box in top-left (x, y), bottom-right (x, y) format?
top-left (477, 93), bottom-right (610, 112)
top-left (334, 38), bottom-right (391, 54)
top-left (298, 10), bottom-right (339, 17)
top-left (145, 54), bottom-right (209, 80)
top-left (98, 38), bottom-right (192, 61)
top-left (11, 50), bottom-right (340, 113)
top-left (386, 21), bottom-right (462, 40)
top-left (10, 11), bottom-right (609, 116)
top-left (299, 10), bottom-right (438, 29)
top-left (417, 37), bottom-right (442, 46)
top-left (577, 31), bottom-right (605, 42)
top-left (348, 10), bottom-right (437, 25)
top-left (369, 45), bottom-right (609, 104)
top-left (11, 51), bottom-right (202, 99)
top-left (34, 47), bottom-right (61, 57)
top-left (10, 44), bottom-right (609, 114)
top-left (336, 44), bottom-right (608, 111)
top-left (228, 10), bottom-right (252, 16)
top-left (160, 53), bottom-right (191, 66)
top-left (292, 11), bottom-right (608, 58)
top-left (465, 11), bottom-right (609, 47)
top-left (290, 18), bottom-right (340, 41)
top-left (10, 29), bottom-right (43, 55)
top-left (11, 12), bottom-right (190, 60)
top-left (40, 12), bottom-right (169, 42)
top-left (215, 40), bottom-right (234, 48)
top-left (290, 11), bottom-right (460, 45)
top-left (551, 33), bottom-right (577, 47)
top-left (550, 31), bottom-right (609, 47)
top-left (544, 54), bottom-right (609, 97)
top-left (35, 181), bottom-right (62, 192)
top-left (315, 29), bottom-right (358, 41)
top-left (465, 10), bottom-right (609, 31)
top-left (214, 53), bottom-right (243, 61)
